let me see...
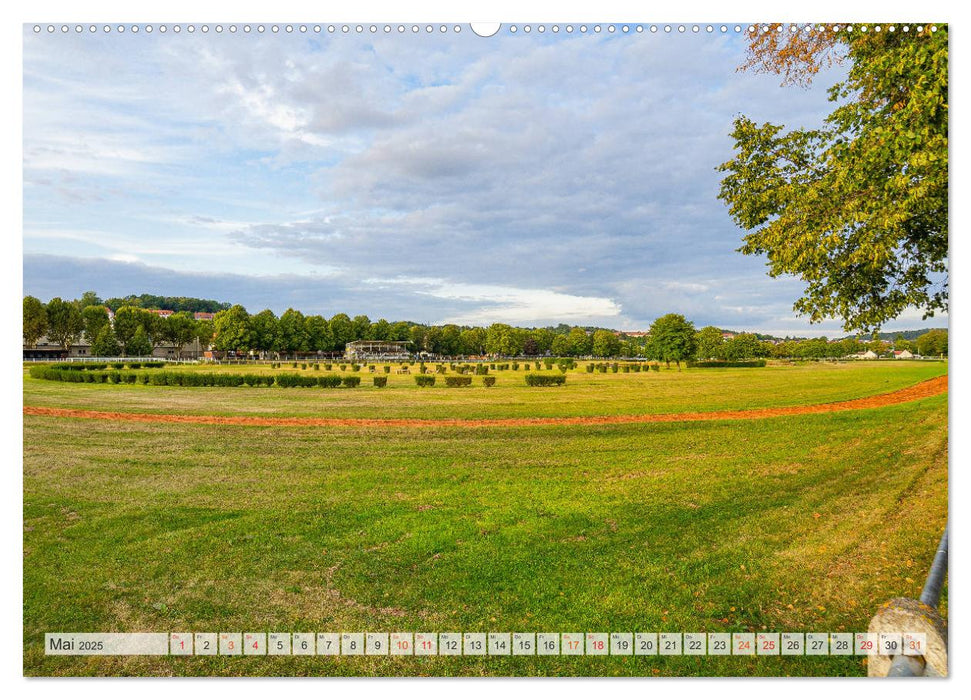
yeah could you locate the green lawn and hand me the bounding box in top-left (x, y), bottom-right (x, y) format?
top-left (23, 363), bottom-right (948, 676)
top-left (22, 360), bottom-right (947, 420)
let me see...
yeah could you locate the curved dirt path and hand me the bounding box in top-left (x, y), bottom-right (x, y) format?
top-left (23, 374), bottom-right (947, 429)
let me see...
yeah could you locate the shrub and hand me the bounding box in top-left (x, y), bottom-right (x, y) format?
top-left (351, 364), bottom-right (361, 372)
top-left (632, 364), bottom-right (641, 372)
top-left (436, 365), bottom-right (447, 374)
top-left (415, 375), bottom-right (436, 387)
top-left (373, 376), bottom-right (388, 387)
top-left (612, 363), bottom-right (619, 373)
top-left (586, 364), bottom-right (595, 373)
top-left (110, 362), bottom-right (124, 369)
top-left (241, 374), bottom-right (265, 387)
top-left (138, 373), bottom-right (150, 384)
top-left (383, 365), bottom-right (391, 373)
top-left (122, 372), bottom-right (137, 384)
top-left (292, 362), bottom-right (298, 368)
top-left (339, 364), bottom-right (346, 371)
top-left (544, 360), bottom-right (553, 370)
top-left (475, 365), bottom-right (489, 375)
top-left (622, 364), bottom-right (630, 373)
top-left (276, 373), bottom-right (316, 388)
top-left (317, 375), bottom-right (342, 388)
top-left (342, 376), bottom-right (361, 388)
top-left (598, 364), bottom-right (608, 373)
top-left (651, 363), bottom-right (660, 372)
top-left (369, 365), bottom-right (375, 372)
top-left (490, 363), bottom-right (496, 369)
top-left (142, 361), bottom-right (165, 368)
top-left (314, 363), bottom-right (320, 371)
top-left (301, 363), bottom-right (308, 370)
top-left (483, 376), bottom-right (496, 387)
top-left (128, 363), bottom-right (141, 370)
top-left (445, 376), bottom-right (472, 387)
top-left (524, 374), bottom-right (566, 386)
top-left (325, 364), bottom-right (333, 370)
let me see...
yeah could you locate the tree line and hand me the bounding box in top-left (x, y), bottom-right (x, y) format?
top-left (22, 293), bottom-right (948, 360)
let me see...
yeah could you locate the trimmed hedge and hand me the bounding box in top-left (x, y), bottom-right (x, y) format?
top-left (444, 376), bottom-right (472, 388)
top-left (475, 365), bottom-right (489, 375)
top-left (415, 375), bottom-right (436, 387)
top-left (524, 374), bottom-right (567, 386)
top-left (318, 375), bottom-right (342, 388)
top-left (483, 376), bottom-right (496, 387)
top-left (688, 360), bottom-right (767, 368)
top-left (373, 376), bottom-right (388, 387)
top-left (342, 376), bottom-right (361, 388)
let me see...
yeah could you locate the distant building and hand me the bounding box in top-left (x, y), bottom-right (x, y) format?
top-left (344, 340), bottom-right (411, 361)
top-left (893, 349), bottom-right (914, 359)
top-left (144, 309), bottom-right (174, 318)
top-left (721, 332), bottom-right (736, 340)
top-left (193, 312), bottom-right (215, 321)
top-left (849, 350), bottom-right (879, 360)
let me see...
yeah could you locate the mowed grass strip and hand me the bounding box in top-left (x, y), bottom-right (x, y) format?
top-left (23, 394), bottom-right (947, 676)
top-left (22, 361), bottom-right (946, 420)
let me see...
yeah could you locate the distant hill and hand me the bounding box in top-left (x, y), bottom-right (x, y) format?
top-left (103, 294), bottom-right (231, 314)
top-left (838, 328), bottom-right (948, 341)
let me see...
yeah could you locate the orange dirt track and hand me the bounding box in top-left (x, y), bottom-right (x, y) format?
top-left (23, 374), bottom-right (947, 430)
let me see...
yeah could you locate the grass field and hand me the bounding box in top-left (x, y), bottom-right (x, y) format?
top-left (22, 361), bottom-right (948, 676)
top-left (23, 360), bottom-right (946, 419)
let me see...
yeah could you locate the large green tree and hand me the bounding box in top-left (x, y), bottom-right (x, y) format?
top-left (591, 329), bottom-right (620, 357)
top-left (212, 305), bottom-right (252, 353)
top-left (159, 312), bottom-right (198, 358)
top-left (23, 296), bottom-right (47, 348)
top-left (694, 326), bottom-right (724, 360)
top-left (90, 325), bottom-right (121, 357)
top-left (647, 313), bottom-right (697, 368)
top-left (44, 297), bottom-right (85, 350)
top-left (81, 304), bottom-right (111, 343)
top-left (718, 25), bottom-right (947, 333)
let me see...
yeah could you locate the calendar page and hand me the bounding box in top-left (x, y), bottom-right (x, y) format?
top-left (21, 13), bottom-right (949, 680)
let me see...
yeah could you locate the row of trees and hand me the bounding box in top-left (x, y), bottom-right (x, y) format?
top-left (23, 294), bottom-right (214, 357)
top-left (208, 306), bottom-right (645, 357)
top-left (23, 294), bottom-right (948, 361)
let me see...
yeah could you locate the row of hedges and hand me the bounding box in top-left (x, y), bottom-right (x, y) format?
top-left (30, 366), bottom-right (367, 388)
top-left (687, 360), bottom-right (767, 368)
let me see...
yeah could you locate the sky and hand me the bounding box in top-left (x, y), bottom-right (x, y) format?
top-left (22, 23), bottom-right (946, 336)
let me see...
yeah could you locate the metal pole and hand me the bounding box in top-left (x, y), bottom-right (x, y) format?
top-left (919, 526), bottom-right (949, 608)
top-left (884, 525), bottom-right (948, 677)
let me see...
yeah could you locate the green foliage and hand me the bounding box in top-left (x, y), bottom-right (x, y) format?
top-left (475, 365), bottom-right (489, 375)
top-left (81, 305), bottom-right (111, 343)
top-left (524, 374), bottom-right (567, 386)
top-left (342, 376), bottom-right (361, 388)
top-left (647, 314), bottom-right (697, 367)
top-left (212, 305), bottom-right (252, 352)
top-left (44, 298), bottom-right (85, 350)
top-left (127, 325), bottom-right (153, 357)
top-left (90, 326), bottom-right (121, 357)
top-left (444, 376), bottom-right (473, 388)
top-left (414, 375), bottom-right (436, 387)
top-left (373, 376), bottom-right (388, 388)
top-left (718, 28), bottom-right (948, 332)
top-left (317, 376), bottom-right (343, 388)
top-left (23, 296), bottom-right (48, 348)
top-left (275, 374), bottom-right (317, 388)
top-left (483, 376), bottom-right (496, 387)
